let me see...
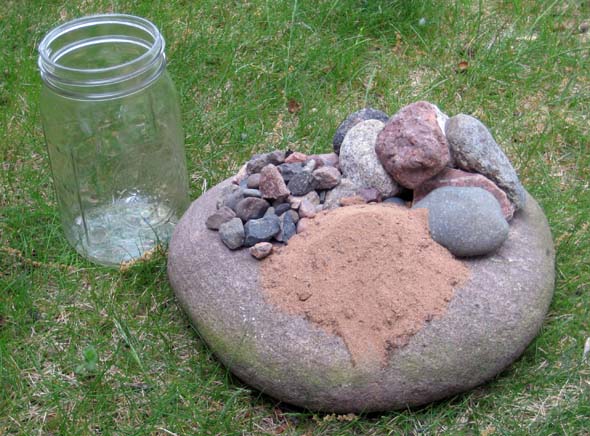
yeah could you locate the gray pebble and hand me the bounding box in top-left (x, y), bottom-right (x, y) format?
top-left (235, 197), bottom-right (269, 222)
top-left (206, 206), bottom-right (236, 230)
top-left (264, 207), bottom-right (276, 217)
top-left (274, 203), bottom-right (291, 216)
top-left (268, 150), bottom-right (286, 165)
top-left (275, 210), bottom-right (297, 242)
top-left (413, 186), bottom-right (509, 257)
top-left (219, 218), bottom-right (245, 250)
top-left (286, 209), bottom-right (299, 224)
top-left (323, 178), bottom-right (360, 210)
top-left (219, 188), bottom-right (244, 212)
top-left (246, 173), bottom-right (261, 189)
top-left (244, 215), bottom-right (281, 247)
top-left (243, 188), bottom-right (262, 198)
top-left (278, 163), bottom-right (304, 182)
top-left (287, 171), bottom-right (315, 196)
top-left (246, 154), bottom-right (271, 174)
top-left (383, 197), bottom-right (407, 206)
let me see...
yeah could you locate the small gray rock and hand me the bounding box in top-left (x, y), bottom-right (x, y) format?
top-left (333, 107), bottom-right (389, 154)
top-left (274, 203), bottom-right (291, 216)
top-left (218, 187), bottom-right (244, 212)
top-left (244, 215), bottom-right (281, 247)
top-left (278, 163), bottom-right (304, 182)
top-left (264, 207), bottom-right (276, 217)
top-left (218, 218), bottom-right (245, 249)
top-left (246, 153), bottom-right (271, 174)
top-left (243, 189), bottom-right (262, 198)
top-left (216, 184), bottom-right (241, 209)
top-left (206, 206), bottom-right (236, 230)
top-left (268, 150), bottom-right (286, 165)
top-left (246, 173), bottom-right (261, 189)
top-left (235, 197), bottom-right (269, 222)
top-left (340, 119), bottom-right (399, 197)
top-left (312, 166), bottom-right (341, 190)
top-left (288, 171), bottom-right (315, 196)
top-left (445, 114), bottom-right (526, 210)
top-left (413, 186), bottom-right (509, 257)
top-left (323, 178), bottom-right (360, 210)
top-left (383, 197), bottom-right (407, 206)
top-left (275, 210), bottom-right (297, 242)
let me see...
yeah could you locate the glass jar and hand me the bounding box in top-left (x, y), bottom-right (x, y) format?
top-left (38, 14), bottom-right (189, 266)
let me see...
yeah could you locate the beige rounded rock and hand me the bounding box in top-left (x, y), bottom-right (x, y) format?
top-left (168, 179), bottom-right (555, 413)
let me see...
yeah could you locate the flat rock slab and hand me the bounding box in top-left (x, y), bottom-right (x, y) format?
top-left (168, 179), bottom-right (555, 413)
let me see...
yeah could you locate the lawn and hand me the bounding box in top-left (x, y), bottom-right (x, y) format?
top-left (1, 0), bottom-right (590, 434)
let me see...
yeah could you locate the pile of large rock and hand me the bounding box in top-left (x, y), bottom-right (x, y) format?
top-left (206, 101), bottom-right (527, 259)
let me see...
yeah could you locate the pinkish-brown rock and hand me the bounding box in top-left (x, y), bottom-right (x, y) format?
top-left (413, 168), bottom-right (515, 220)
top-left (358, 187), bottom-right (382, 203)
top-left (285, 152), bottom-right (308, 164)
top-left (298, 199), bottom-right (317, 218)
top-left (376, 101), bottom-right (450, 189)
top-left (249, 242), bottom-right (273, 260)
top-left (339, 195), bottom-right (367, 207)
top-left (259, 164), bottom-right (290, 200)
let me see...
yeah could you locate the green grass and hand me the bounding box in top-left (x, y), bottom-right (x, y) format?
top-left (2, 0), bottom-right (590, 434)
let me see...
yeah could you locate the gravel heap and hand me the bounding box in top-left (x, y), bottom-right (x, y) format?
top-left (206, 101), bottom-right (526, 260)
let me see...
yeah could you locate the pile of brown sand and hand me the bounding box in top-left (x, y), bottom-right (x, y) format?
top-left (260, 204), bottom-right (470, 365)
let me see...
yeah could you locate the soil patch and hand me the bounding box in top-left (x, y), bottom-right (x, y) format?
top-left (260, 204), bottom-right (470, 365)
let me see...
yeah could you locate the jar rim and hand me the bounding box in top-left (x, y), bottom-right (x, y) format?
top-left (38, 13), bottom-right (163, 75)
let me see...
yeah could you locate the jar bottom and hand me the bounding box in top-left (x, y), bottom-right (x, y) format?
top-left (67, 194), bottom-right (177, 266)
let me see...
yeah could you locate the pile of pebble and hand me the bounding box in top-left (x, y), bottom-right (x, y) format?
top-left (206, 101), bottom-right (526, 260)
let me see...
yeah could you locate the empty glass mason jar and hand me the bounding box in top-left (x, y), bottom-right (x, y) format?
top-left (38, 14), bottom-right (189, 266)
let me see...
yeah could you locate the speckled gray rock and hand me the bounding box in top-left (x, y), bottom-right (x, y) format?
top-left (287, 171), bottom-right (315, 196)
top-left (243, 215), bottom-right (281, 247)
top-left (278, 163), bottom-right (304, 182)
top-left (413, 187), bottom-right (509, 257)
top-left (445, 114), bottom-right (527, 210)
top-left (333, 108), bottom-right (389, 154)
top-left (235, 197), bottom-right (269, 222)
top-left (169, 178), bottom-right (554, 413)
top-left (218, 217), bottom-right (245, 250)
top-left (275, 210), bottom-right (297, 242)
top-left (339, 119), bottom-right (399, 197)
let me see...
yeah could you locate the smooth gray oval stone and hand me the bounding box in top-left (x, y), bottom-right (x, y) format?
top-left (413, 186), bottom-right (509, 257)
top-left (168, 179), bottom-right (554, 413)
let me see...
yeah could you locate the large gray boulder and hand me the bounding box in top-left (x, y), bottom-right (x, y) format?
top-left (168, 179), bottom-right (555, 413)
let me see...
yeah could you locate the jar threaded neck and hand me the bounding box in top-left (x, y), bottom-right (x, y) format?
top-left (38, 14), bottom-right (166, 99)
